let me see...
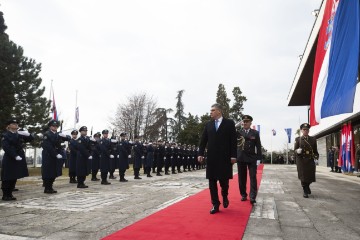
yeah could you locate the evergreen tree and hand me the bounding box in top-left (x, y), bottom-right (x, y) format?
top-left (229, 86), bottom-right (247, 123)
top-left (177, 113), bottom-right (200, 145)
top-left (0, 11), bottom-right (50, 133)
top-left (174, 90), bottom-right (186, 140)
top-left (215, 84), bottom-right (230, 118)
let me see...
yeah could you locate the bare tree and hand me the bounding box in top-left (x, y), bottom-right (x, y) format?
top-left (112, 93), bottom-right (157, 140)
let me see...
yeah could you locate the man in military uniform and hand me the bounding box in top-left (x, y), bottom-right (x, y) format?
top-left (294, 123), bottom-right (319, 198)
top-left (90, 132), bottom-right (101, 181)
top-left (164, 141), bottom-right (171, 175)
top-left (99, 130), bottom-right (112, 185)
top-left (1, 119), bottom-right (34, 200)
top-left (170, 142), bottom-right (177, 174)
top-left (237, 115), bottom-right (262, 204)
top-left (68, 130), bottom-right (78, 183)
top-left (76, 126), bottom-right (92, 188)
top-left (156, 139), bottom-right (165, 176)
top-left (42, 120), bottom-right (69, 193)
top-left (117, 132), bottom-right (129, 182)
top-left (133, 136), bottom-right (143, 179)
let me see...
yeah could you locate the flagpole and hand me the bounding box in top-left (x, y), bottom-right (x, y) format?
top-left (74, 90), bottom-right (78, 129)
top-left (271, 133), bottom-right (273, 165)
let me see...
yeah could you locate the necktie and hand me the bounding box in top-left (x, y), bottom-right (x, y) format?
top-left (215, 120), bottom-right (219, 131)
top-left (245, 129), bottom-right (249, 135)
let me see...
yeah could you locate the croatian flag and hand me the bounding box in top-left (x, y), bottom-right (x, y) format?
top-left (252, 124), bottom-right (260, 135)
top-left (310, 0), bottom-right (360, 125)
top-left (52, 92), bottom-right (58, 121)
top-left (338, 122), bottom-right (355, 172)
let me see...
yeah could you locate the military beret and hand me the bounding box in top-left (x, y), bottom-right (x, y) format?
top-left (71, 130), bottom-right (78, 135)
top-left (120, 132), bottom-right (127, 137)
top-left (300, 123), bottom-right (310, 129)
top-left (94, 132), bottom-right (101, 138)
top-left (242, 115), bottom-right (253, 121)
top-left (79, 126), bottom-right (88, 132)
top-left (48, 120), bottom-right (60, 127)
top-left (7, 119), bottom-right (19, 125)
top-left (102, 129), bottom-right (109, 134)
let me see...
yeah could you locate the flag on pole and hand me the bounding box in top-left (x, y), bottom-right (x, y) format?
top-left (52, 91), bottom-right (58, 121)
top-left (284, 128), bottom-right (292, 143)
top-left (338, 122), bottom-right (355, 172)
top-left (75, 107), bottom-right (79, 123)
top-left (310, 0), bottom-right (360, 125)
top-left (272, 129), bottom-right (276, 136)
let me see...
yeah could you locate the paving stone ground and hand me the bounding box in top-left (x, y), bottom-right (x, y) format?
top-left (0, 165), bottom-right (359, 240)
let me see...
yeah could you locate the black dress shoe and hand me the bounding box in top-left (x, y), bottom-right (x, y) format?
top-left (241, 196), bottom-right (247, 201)
top-left (120, 178), bottom-right (128, 182)
top-left (223, 198), bottom-right (229, 208)
top-left (156, 173), bottom-right (162, 176)
top-left (147, 174), bottom-right (153, 177)
top-left (303, 192), bottom-right (309, 198)
top-left (165, 172), bottom-right (170, 175)
top-left (91, 178), bottom-right (100, 181)
top-left (44, 189), bottom-right (57, 194)
top-left (210, 205), bottom-right (220, 214)
top-left (101, 181), bottom-right (111, 185)
top-left (2, 196), bottom-right (16, 201)
top-left (134, 176), bottom-right (142, 179)
top-left (77, 184), bottom-right (89, 188)
top-left (250, 198), bottom-right (256, 204)
top-left (13, 188), bottom-right (19, 191)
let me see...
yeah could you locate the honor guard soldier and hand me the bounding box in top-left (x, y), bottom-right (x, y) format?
top-left (294, 123), bottom-right (319, 198)
top-left (76, 126), bottom-right (92, 188)
top-left (42, 120), bottom-right (70, 193)
top-left (164, 141), bottom-right (171, 175)
top-left (69, 130), bottom-right (78, 183)
top-left (99, 130), bottom-right (113, 185)
top-left (109, 134), bottom-right (118, 179)
top-left (133, 136), bottom-right (143, 179)
top-left (117, 133), bottom-right (129, 182)
top-left (156, 139), bottom-right (165, 176)
top-left (176, 143), bottom-right (183, 173)
top-left (1, 119), bottom-right (34, 200)
top-left (182, 144), bottom-right (188, 172)
top-left (236, 115), bottom-right (262, 204)
top-left (170, 142), bottom-right (177, 174)
top-left (145, 141), bottom-right (154, 177)
top-left (90, 132), bottom-right (101, 181)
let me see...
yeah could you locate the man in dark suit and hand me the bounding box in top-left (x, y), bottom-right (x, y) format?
top-left (237, 115), bottom-right (262, 204)
top-left (198, 103), bottom-right (237, 214)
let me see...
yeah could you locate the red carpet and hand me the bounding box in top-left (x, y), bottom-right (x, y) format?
top-left (103, 164), bottom-right (264, 240)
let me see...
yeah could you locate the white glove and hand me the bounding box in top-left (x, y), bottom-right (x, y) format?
top-left (178, 156), bottom-right (180, 159)
top-left (128, 155), bottom-right (131, 158)
top-left (141, 156), bottom-right (145, 159)
top-left (15, 156), bottom-right (22, 161)
top-left (59, 132), bottom-right (67, 137)
top-left (314, 160), bottom-right (319, 165)
top-left (188, 157), bottom-right (190, 159)
top-left (18, 130), bottom-right (30, 136)
top-left (164, 157), bottom-right (166, 160)
top-left (110, 155), bottom-right (114, 159)
top-left (129, 141), bottom-right (133, 144)
top-left (56, 154), bottom-right (62, 159)
top-left (171, 156), bottom-right (173, 159)
top-left (296, 148), bottom-right (302, 154)
top-left (36, 133), bottom-right (43, 138)
top-left (88, 156), bottom-right (93, 160)
top-left (111, 139), bottom-right (118, 143)
top-left (117, 155), bottom-right (120, 158)
top-left (89, 137), bottom-right (96, 142)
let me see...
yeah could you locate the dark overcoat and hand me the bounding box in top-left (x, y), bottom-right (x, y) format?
top-left (198, 118), bottom-right (237, 180)
top-left (68, 138), bottom-right (78, 174)
top-left (133, 141), bottom-right (143, 169)
top-left (91, 140), bottom-right (101, 171)
top-left (76, 135), bottom-right (91, 176)
top-left (99, 138), bottom-right (111, 173)
top-left (41, 130), bottom-right (63, 179)
top-left (294, 136), bottom-right (318, 183)
top-left (1, 131), bottom-right (32, 181)
top-left (117, 141), bottom-right (128, 171)
top-left (145, 144), bottom-right (154, 168)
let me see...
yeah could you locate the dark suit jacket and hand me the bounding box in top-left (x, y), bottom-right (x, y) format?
top-left (237, 128), bottom-right (262, 163)
top-left (198, 118), bottom-right (237, 180)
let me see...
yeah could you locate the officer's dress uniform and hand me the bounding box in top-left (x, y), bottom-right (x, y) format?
top-left (42, 130), bottom-right (63, 193)
top-left (76, 135), bottom-right (91, 188)
top-left (109, 137), bottom-right (118, 179)
top-left (294, 134), bottom-right (318, 197)
top-left (176, 145), bottom-right (183, 173)
top-left (1, 130), bottom-right (33, 200)
top-left (164, 144), bottom-right (171, 175)
top-left (170, 145), bottom-right (177, 174)
top-left (156, 144), bottom-right (165, 176)
top-left (237, 128), bottom-right (262, 202)
top-left (133, 140), bottom-right (143, 179)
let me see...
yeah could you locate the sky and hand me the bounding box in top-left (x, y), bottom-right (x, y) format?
top-left (1, 0), bottom-right (323, 152)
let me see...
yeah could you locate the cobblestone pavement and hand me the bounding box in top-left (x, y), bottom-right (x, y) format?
top-left (1, 165), bottom-right (359, 240)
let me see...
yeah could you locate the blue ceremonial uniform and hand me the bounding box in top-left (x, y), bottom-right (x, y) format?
top-left (133, 140), bottom-right (143, 179)
top-left (76, 135), bottom-right (91, 187)
top-left (117, 140), bottom-right (129, 181)
top-left (145, 144), bottom-right (154, 177)
top-left (68, 138), bottom-right (78, 182)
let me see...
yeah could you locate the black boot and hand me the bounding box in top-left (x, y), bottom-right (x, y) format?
top-left (101, 179), bottom-right (111, 185)
top-left (302, 186), bottom-right (309, 198)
